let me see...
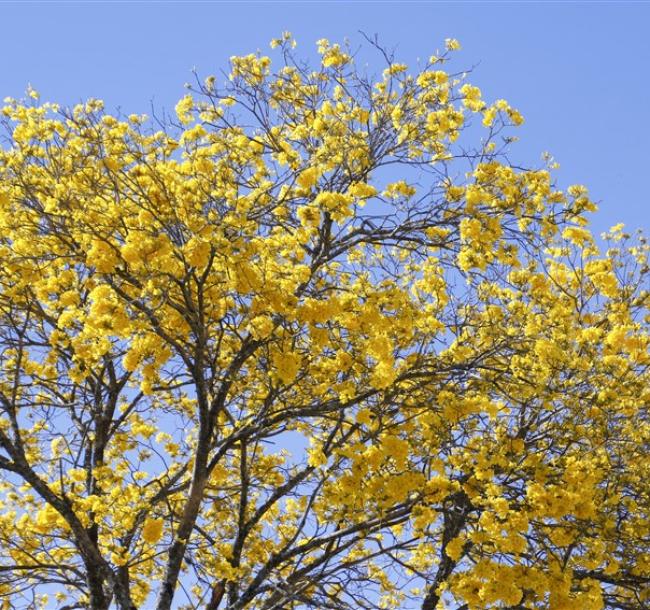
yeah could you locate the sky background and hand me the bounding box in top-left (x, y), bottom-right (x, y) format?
top-left (1, 0), bottom-right (648, 234)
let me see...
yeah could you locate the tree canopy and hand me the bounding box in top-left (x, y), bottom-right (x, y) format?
top-left (0, 34), bottom-right (648, 610)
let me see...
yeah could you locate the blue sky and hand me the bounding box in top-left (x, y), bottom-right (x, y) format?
top-left (2, 1), bottom-right (649, 233)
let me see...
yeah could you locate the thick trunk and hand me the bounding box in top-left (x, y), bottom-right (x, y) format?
top-left (86, 564), bottom-right (109, 610)
top-left (422, 490), bottom-right (474, 610)
top-left (154, 445), bottom-right (210, 610)
top-left (154, 337), bottom-right (259, 609)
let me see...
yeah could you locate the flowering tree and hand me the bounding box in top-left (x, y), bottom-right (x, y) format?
top-left (0, 34), bottom-right (648, 610)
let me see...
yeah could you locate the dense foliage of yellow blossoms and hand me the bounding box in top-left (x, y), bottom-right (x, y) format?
top-left (0, 35), bottom-right (648, 610)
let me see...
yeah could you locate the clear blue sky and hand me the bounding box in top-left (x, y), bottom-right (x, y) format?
top-left (2, 1), bottom-right (649, 233)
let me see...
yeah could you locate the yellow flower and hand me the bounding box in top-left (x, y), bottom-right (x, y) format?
top-left (175, 94), bottom-right (194, 125)
top-left (445, 38), bottom-right (461, 51)
top-left (296, 166), bottom-right (320, 189)
top-left (141, 517), bottom-right (164, 544)
top-left (271, 350), bottom-right (302, 385)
